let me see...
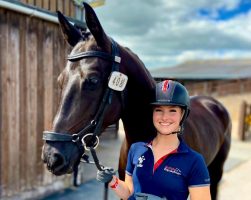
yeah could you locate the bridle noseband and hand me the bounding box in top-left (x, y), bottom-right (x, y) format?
top-left (43, 38), bottom-right (125, 170)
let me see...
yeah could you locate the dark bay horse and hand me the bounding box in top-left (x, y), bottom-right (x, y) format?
top-left (42, 3), bottom-right (231, 200)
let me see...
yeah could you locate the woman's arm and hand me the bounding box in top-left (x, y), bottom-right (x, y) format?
top-left (189, 186), bottom-right (211, 200)
top-left (109, 174), bottom-right (134, 200)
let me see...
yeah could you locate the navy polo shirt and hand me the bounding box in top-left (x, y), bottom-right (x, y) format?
top-left (126, 139), bottom-right (210, 200)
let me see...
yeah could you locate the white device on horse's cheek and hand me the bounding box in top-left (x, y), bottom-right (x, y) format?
top-left (108, 71), bottom-right (128, 91)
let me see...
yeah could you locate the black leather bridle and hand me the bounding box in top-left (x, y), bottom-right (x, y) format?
top-left (42, 38), bottom-right (122, 171)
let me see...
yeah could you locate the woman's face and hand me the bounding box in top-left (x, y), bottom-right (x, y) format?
top-left (153, 105), bottom-right (183, 135)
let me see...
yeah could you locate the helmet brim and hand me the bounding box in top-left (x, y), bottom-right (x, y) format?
top-left (150, 102), bottom-right (187, 108)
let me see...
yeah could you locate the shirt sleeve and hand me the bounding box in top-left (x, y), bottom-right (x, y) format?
top-left (187, 153), bottom-right (210, 187)
top-left (125, 144), bottom-right (135, 176)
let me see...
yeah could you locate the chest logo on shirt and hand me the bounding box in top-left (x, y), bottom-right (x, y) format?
top-left (164, 166), bottom-right (182, 175)
top-left (137, 156), bottom-right (145, 167)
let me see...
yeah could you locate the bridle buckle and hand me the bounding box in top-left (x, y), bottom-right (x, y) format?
top-left (81, 133), bottom-right (99, 151)
top-left (72, 134), bottom-right (80, 142)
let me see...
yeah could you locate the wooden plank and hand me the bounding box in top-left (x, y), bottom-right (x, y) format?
top-left (57, 0), bottom-right (64, 12)
top-left (0, 9), bottom-right (2, 197)
top-left (35, 0), bottom-right (43, 8)
top-left (43, 0), bottom-right (50, 10)
top-left (43, 25), bottom-right (54, 132)
top-left (42, 23), bottom-right (54, 185)
top-left (69, 0), bottom-right (76, 18)
top-left (19, 12), bottom-right (28, 192)
top-left (0, 8), bottom-right (8, 198)
top-left (64, 0), bottom-right (70, 16)
top-left (53, 25), bottom-right (64, 114)
top-left (50, 0), bottom-right (57, 12)
top-left (6, 12), bottom-right (21, 196)
top-left (25, 17), bottom-right (38, 189)
top-left (27, 0), bottom-right (35, 6)
top-left (239, 101), bottom-right (247, 141)
top-left (36, 19), bottom-right (45, 185)
top-left (20, 0), bottom-right (28, 4)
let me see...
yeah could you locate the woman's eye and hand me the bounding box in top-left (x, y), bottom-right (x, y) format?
top-left (170, 109), bottom-right (177, 112)
top-left (154, 108), bottom-right (162, 112)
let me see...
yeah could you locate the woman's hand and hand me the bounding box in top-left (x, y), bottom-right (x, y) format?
top-left (96, 167), bottom-right (116, 183)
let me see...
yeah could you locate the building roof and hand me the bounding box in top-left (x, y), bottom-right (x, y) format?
top-left (150, 59), bottom-right (251, 80)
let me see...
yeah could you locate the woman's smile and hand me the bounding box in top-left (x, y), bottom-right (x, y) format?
top-left (159, 122), bottom-right (172, 126)
top-left (153, 106), bottom-right (183, 135)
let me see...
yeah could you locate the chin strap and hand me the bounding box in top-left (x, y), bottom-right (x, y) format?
top-left (159, 125), bottom-right (184, 136)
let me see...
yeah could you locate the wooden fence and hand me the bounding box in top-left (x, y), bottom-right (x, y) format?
top-left (20, 0), bottom-right (80, 19)
top-left (185, 79), bottom-right (251, 96)
top-left (239, 101), bottom-right (251, 141)
top-left (0, 7), bottom-right (74, 199)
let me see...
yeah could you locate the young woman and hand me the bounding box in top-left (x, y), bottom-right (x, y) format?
top-left (97, 80), bottom-right (211, 200)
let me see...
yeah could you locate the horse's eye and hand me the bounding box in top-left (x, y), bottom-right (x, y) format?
top-left (89, 77), bottom-right (99, 85)
top-left (83, 77), bottom-right (100, 90)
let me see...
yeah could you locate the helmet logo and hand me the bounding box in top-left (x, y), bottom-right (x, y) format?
top-left (162, 80), bottom-right (169, 92)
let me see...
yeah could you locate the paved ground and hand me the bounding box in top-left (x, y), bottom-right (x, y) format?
top-left (40, 125), bottom-right (251, 200)
top-left (218, 135), bottom-right (251, 200)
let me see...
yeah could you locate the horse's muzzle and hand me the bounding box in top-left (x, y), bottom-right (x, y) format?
top-left (42, 147), bottom-right (70, 175)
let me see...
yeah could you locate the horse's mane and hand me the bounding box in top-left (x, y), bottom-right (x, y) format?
top-left (115, 44), bottom-right (156, 143)
top-left (120, 45), bottom-right (155, 90)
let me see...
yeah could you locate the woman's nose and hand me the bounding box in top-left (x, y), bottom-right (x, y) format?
top-left (161, 112), bottom-right (169, 120)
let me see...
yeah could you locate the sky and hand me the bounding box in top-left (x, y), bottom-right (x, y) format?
top-left (92, 0), bottom-right (251, 70)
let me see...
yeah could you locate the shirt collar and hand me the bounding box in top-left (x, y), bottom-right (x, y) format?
top-left (177, 138), bottom-right (189, 153)
top-left (144, 138), bottom-right (189, 153)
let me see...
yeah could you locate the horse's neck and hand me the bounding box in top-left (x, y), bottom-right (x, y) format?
top-left (120, 48), bottom-right (156, 143)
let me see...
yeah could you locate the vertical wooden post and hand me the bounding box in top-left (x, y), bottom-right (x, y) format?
top-left (239, 100), bottom-right (247, 141)
top-left (50, 0), bottom-right (57, 12)
top-left (19, 11), bottom-right (28, 192)
top-left (43, 0), bottom-right (49, 10)
top-left (0, 8), bottom-right (7, 198)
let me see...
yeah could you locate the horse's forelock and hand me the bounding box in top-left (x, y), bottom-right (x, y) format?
top-left (71, 36), bottom-right (109, 55)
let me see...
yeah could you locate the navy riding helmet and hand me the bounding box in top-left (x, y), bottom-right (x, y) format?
top-left (151, 80), bottom-right (190, 126)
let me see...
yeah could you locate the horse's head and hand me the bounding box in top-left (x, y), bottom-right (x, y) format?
top-left (42, 3), bottom-right (125, 175)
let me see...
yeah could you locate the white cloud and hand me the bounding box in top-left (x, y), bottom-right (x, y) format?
top-left (94, 0), bottom-right (251, 69)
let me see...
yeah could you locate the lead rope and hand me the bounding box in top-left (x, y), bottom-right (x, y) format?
top-left (90, 96), bottom-right (111, 200)
top-left (90, 147), bottom-right (109, 200)
top-left (77, 146), bottom-right (109, 200)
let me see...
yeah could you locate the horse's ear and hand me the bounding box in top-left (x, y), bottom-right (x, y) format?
top-left (83, 2), bottom-right (110, 49)
top-left (57, 11), bottom-right (83, 47)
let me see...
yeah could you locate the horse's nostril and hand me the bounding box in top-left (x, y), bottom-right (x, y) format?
top-left (50, 153), bottom-right (65, 169)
